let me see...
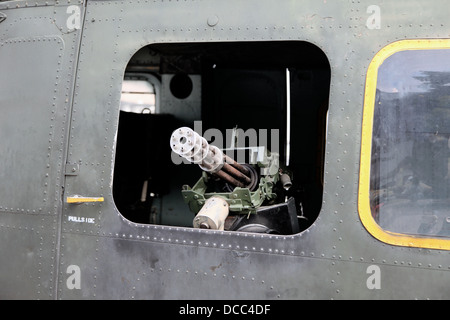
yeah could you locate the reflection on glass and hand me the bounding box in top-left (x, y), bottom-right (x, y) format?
top-left (371, 49), bottom-right (450, 237)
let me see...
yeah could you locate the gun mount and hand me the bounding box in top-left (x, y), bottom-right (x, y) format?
top-left (170, 127), bottom-right (299, 234)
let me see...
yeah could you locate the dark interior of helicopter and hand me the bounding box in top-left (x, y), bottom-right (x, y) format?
top-left (112, 41), bottom-right (331, 235)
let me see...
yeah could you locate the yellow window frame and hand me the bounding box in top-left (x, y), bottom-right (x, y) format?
top-left (359, 39), bottom-right (450, 251)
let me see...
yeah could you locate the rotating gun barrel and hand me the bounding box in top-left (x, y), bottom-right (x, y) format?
top-left (170, 127), bottom-right (257, 189)
top-left (170, 126), bottom-right (298, 234)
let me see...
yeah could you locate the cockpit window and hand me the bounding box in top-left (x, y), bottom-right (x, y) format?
top-left (360, 40), bottom-right (450, 250)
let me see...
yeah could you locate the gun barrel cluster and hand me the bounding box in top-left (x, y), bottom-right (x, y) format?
top-left (170, 127), bottom-right (253, 188)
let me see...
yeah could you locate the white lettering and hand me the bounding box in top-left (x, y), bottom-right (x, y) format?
top-left (66, 265), bottom-right (81, 290)
top-left (173, 121), bottom-right (280, 165)
top-left (66, 5), bottom-right (81, 31)
top-left (366, 265), bottom-right (381, 289)
top-left (68, 216), bottom-right (95, 224)
top-left (179, 304), bottom-right (213, 317)
top-left (366, 5), bottom-right (381, 30)
top-left (223, 305), bottom-right (270, 315)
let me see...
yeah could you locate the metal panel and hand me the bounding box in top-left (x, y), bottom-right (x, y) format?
top-left (0, 1), bottom-right (84, 299)
top-left (1, 0), bottom-right (449, 299)
top-left (60, 0), bottom-right (448, 300)
top-left (0, 36), bottom-right (63, 214)
top-left (0, 215), bottom-right (58, 299)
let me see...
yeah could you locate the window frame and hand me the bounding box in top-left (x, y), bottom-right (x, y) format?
top-left (359, 39), bottom-right (450, 250)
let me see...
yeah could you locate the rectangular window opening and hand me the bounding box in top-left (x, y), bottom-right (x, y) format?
top-left (360, 39), bottom-right (450, 250)
top-left (113, 41), bottom-right (330, 235)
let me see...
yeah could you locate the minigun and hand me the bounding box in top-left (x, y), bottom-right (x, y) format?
top-left (170, 126), bottom-right (299, 234)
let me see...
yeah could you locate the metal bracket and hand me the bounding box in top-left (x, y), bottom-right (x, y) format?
top-left (65, 163), bottom-right (80, 176)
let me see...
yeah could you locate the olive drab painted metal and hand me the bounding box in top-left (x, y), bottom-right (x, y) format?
top-left (0, 0), bottom-right (450, 300)
top-left (0, 0), bottom-right (85, 299)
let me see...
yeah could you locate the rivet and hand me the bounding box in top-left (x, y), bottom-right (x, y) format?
top-left (207, 14), bottom-right (219, 27)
